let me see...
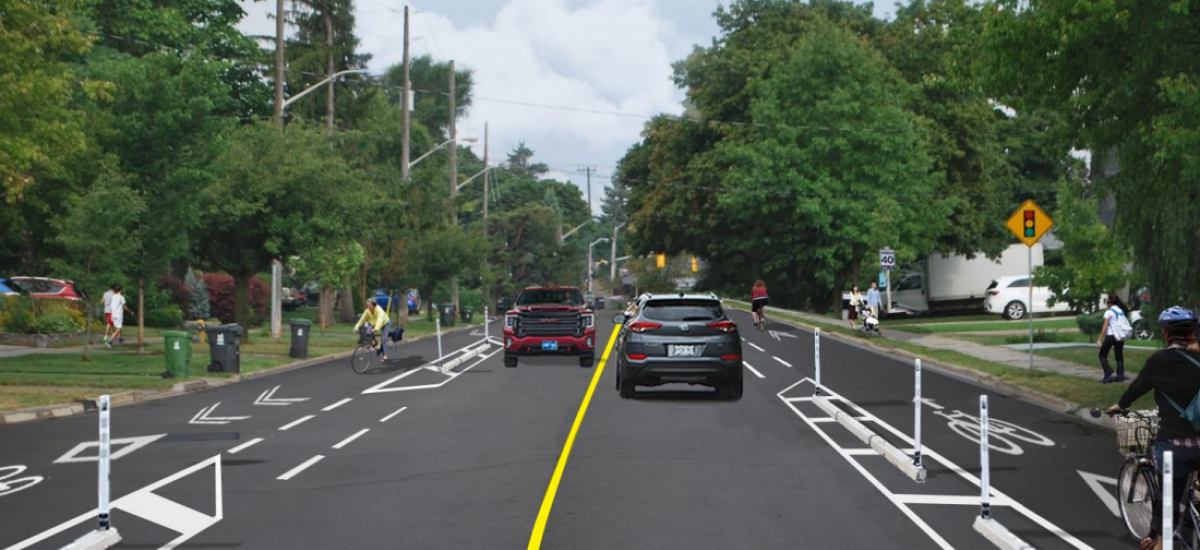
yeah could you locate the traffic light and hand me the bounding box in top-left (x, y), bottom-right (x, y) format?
top-left (656, 253), bottom-right (666, 269)
top-left (691, 256), bottom-right (699, 273)
top-left (1023, 210), bottom-right (1035, 238)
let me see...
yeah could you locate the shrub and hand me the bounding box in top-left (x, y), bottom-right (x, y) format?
top-left (1077, 311), bottom-right (1105, 340)
top-left (159, 274), bottom-right (192, 314)
top-left (1006, 329), bottom-right (1066, 344)
top-left (202, 273), bottom-right (267, 324)
top-left (1, 303), bottom-right (33, 333)
top-left (143, 305), bottom-right (183, 327)
top-left (32, 312), bottom-right (83, 334)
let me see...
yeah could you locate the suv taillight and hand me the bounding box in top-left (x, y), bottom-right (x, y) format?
top-left (628, 321), bottom-right (662, 333)
top-left (988, 290), bottom-right (999, 296)
top-left (706, 320), bottom-right (737, 333)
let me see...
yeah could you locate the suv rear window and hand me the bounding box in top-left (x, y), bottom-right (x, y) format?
top-left (517, 289), bottom-right (583, 305)
top-left (641, 300), bottom-right (723, 321)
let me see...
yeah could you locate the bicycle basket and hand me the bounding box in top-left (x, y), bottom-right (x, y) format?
top-left (1115, 410), bottom-right (1160, 458)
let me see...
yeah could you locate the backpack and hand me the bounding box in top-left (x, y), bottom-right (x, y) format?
top-left (1110, 307), bottom-right (1134, 341)
top-left (388, 326), bottom-right (405, 343)
top-left (1163, 351), bottom-right (1200, 431)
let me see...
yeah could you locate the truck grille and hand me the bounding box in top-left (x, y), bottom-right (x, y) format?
top-left (517, 311), bottom-right (582, 337)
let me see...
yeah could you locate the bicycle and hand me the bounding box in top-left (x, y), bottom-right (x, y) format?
top-left (1092, 408), bottom-right (1200, 547)
top-left (754, 307), bottom-right (767, 333)
top-left (351, 325), bottom-right (381, 374)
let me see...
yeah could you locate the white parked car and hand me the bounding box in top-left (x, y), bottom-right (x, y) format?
top-left (984, 276), bottom-right (1072, 320)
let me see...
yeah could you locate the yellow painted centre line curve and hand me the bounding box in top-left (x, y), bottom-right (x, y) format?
top-left (526, 324), bottom-right (622, 550)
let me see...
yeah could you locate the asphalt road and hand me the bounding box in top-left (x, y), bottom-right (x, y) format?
top-left (0, 310), bottom-right (1132, 550)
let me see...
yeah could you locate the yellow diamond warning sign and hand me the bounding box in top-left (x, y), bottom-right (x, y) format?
top-left (1006, 199), bottom-right (1054, 247)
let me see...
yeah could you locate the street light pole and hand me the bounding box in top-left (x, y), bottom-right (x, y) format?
top-left (588, 238), bottom-right (610, 297)
top-left (611, 222), bottom-right (626, 284)
top-left (410, 137), bottom-right (476, 169)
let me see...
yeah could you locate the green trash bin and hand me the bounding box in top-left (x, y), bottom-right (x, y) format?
top-left (162, 330), bottom-right (193, 379)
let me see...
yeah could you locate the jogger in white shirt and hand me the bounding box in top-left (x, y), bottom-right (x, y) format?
top-left (102, 285), bottom-right (116, 344)
top-left (108, 286), bottom-right (128, 348)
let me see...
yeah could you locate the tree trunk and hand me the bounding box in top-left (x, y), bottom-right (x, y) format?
top-left (82, 297), bottom-right (94, 362)
top-left (425, 285), bottom-right (436, 322)
top-left (337, 288), bottom-right (355, 322)
top-left (137, 277), bottom-right (145, 355)
top-left (319, 287), bottom-right (335, 335)
top-left (233, 273), bottom-right (253, 342)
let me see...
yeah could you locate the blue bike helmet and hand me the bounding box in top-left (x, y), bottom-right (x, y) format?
top-left (1159, 306), bottom-right (1198, 334)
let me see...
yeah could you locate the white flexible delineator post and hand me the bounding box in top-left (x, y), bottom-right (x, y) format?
top-left (484, 306), bottom-right (489, 342)
top-left (1165, 450), bottom-right (1175, 550)
top-left (981, 394), bottom-right (990, 519)
top-left (913, 359), bottom-right (923, 468)
top-left (436, 318), bottom-right (443, 369)
top-left (813, 328), bottom-right (822, 396)
top-left (98, 395), bottom-right (111, 531)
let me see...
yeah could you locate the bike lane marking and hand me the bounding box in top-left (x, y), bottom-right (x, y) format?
top-left (772, 356), bottom-right (793, 368)
top-left (277, 455), bottom-right (325, 481)
top-left (278, 415), bottom-right (316, 431)
top-left (322, 398), bottom-right (353, 411)
top-left (380, 406), bottom-right (408, 423)
top-left (743, 362), bottom-right (766, 379)
top-left (226, 438), bottom-right (263, 455)
top-left (526, 324), bottom-right (622, 550)
top-left (332, 429), bottom-right (370, 450)
top-left (779, 377), bottom-right (1096, 550)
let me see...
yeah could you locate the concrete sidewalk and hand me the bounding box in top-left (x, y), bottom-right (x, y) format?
top-left (742, 301), bottom-right (1109, 381)
top-left (0, 337), bottom-right (166, 359)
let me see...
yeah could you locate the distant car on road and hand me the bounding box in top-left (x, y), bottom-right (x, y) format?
top-left (984, 276), bottom-right (1072, 320)
top-left (281, 287), bottom-right (305, 311)
top-left (503, 286), bottom-right (596, 368)
top-left (8, 277), bottom-right (84, 303)
top-left (612, 293), bottom-right (742, 400)
top-left (0, 278), bottom-right (18, 297)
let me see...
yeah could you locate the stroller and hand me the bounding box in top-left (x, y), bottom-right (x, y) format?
top-left (857, 303), bottom-right (881, 336)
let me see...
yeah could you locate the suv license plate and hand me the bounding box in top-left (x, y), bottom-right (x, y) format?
top-left (541, 341), bottom-right (558, 351)
top-left (669, 345), bottom-right (698, 357)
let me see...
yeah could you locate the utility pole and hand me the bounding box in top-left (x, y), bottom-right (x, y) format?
top-left (611, 222), bottom-right (625, 284)
top-left (325, 10), bottom-right (334, 131)
top-left (270, 0), bottom-right (286, 338)
top-left (482, 122), bottom-right (489, 222)
top-left (448, 59), bottom-right (459, 311)
top-left (579, 166), bottom-right (593, 215)
top-left (400, 6), bottom-right (411, 182)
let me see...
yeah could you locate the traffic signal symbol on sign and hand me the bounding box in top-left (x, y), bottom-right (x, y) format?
top-left (656, 253), bottom-right (666, 269)
top-left (691, 256), bottom-right (699, 272)
top-left (1006, 200), bottom-right (1054, 247)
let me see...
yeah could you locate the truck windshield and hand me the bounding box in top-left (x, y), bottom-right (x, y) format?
top-left (517, 289), bottom-right (584, 305)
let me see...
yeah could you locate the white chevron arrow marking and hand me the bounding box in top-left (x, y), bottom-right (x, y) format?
top-left (189, 402), bottom-right (251, 425)
top-left (253, 385), bottom-right (310, 406)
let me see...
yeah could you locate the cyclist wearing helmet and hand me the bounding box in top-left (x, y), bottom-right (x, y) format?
top-left (1108, 306), bottom-right (1200, 550)
top-left (354, 298), bottom-right (392, 361)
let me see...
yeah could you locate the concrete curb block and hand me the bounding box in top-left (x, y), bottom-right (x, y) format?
top-left (61, 528), bottom-right (121, 550)
top-left (974, 516), bottom-right (1036, 550)
top-left (814, 397), bottom-right (927, 483)
top-left (441, 342), bottom-right (493, 374)
top-left (732, 301), bottom-right (1117, 433)
top-left (0, 322), bottom-right (482, 425)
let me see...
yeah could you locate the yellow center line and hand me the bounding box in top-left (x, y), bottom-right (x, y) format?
top-left (526, 324), bottom-right (622, 550)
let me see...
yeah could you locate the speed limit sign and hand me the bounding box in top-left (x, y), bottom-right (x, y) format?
top-left (879, 249), bottom-right (896, 271)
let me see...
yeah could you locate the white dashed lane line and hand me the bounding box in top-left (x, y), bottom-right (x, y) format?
top-left (743, 362), bottom-right (766, 379)
top-left (322, 398), bottom-right (353, 411)
top-left (279, 415), bottom-right (316, 431)
top-left (226, 437), bottom-right (263, 455)
top-left (380, 406), bottom-right (408, 423)
top-left (773, 356), bottom-right (793, 368)
top-left (332, 429), bottom-right (370, 450)
top-left (747, 342), bottom-right (765, 352)
top-left (277, 455), bottom-right (324, 481)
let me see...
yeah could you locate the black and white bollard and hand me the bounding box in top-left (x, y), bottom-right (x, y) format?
top-left (1165, 450), bottom-right (1174, 550)
top-left (980, 394), bottom-right (990, 520)
top-left (484, 306), bottom-right (489, 343)
top-left (813, 328), bottom-right (822, 396)
top-left (913, 359), bottom-right (923, 468)
top-left (61, 395), bottom-right (121, 549)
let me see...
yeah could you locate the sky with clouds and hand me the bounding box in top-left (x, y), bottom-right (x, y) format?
top-left (237, 0), bottom-right (899, 212)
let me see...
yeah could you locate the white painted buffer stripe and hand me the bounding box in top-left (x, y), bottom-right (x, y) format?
top-left (279, 415), bottom-right (315, 431)
top-left (332, 429), bottom-right (370, 450)
top-left (277, 456), bottom-right (324, 481)
top-left (322, 398), bottom-right (352, 412)
top-left (226, 438), bottom-right (263, 455)
top-left (773, 356), bottom-right (793, 368)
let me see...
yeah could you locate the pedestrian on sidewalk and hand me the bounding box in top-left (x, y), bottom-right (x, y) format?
top-left (107, 285), bottom-right (130, 348)
top-left (1098, 294), bottom-right (1131, 383)
top-left (848, 285), bottom-right (862, 330)
top-left (866, 281), bottom-right (882, 321)
top-left (102, 284), bottom-right (117, 344)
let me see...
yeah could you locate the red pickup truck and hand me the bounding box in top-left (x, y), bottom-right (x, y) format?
top-left (503, 286), bottom-right (596, 368)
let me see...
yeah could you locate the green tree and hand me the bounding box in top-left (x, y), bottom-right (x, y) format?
top-left (195, 123), bottom-right (361, 331)
top-left (982, 0), bottom-right (1200, 318)
top-left (505, 142), bottom-right (549, 180)
top-left (406, 225), bottom-right (484, 320)
top-left (285, 0), bottom-right (373, 125)
top-left (48, 172), bottom-right (146, 360)
top-left (381, 55), bottom-right (473, 141)
top-left (292, 241), bottom-right (364, 333)
top-left (1035, 180), bottom-right (1128, 313)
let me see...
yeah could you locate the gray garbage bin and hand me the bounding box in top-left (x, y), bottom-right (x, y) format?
top-left (439, 304), bottom-right (457, 327)
top-left (205, 324), bottom-right (242, 373)
top-left (289, 320), bottom-right (311, 359)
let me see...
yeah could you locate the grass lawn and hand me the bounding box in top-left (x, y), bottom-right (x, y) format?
top-left (1033, 347), bottom-right (1158, 373)
top-left (887, 318), bottom-right (1080, 334)
top-left (727, 301), bottom-right (1153, 411)
top-left (953, 332), bottom-right (1095, 346)
top-left (0, 314), bottom-right (479, 412)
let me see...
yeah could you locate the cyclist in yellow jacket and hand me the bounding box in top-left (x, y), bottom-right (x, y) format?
top-left (353, 298), bottom-right (391, 361)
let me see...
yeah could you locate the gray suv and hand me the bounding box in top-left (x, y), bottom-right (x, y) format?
top-left (612, 293), bottom-right (743, 400)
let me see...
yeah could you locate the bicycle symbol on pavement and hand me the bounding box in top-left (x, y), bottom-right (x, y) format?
top-left (0, 465), bottom-right (44, 498)
top-left (926, 399), bottom-right (1055, 456)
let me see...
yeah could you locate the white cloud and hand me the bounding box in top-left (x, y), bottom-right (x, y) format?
top-left (238, 0), bottom-right (692, 213)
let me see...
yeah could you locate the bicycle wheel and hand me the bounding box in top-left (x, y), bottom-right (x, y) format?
top-left (757, 313), bottom-right (767, 332)
top-left (1119, 460), bottom-right (1156, 539)
top-left (351, 344), bottom-right (374, 374)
